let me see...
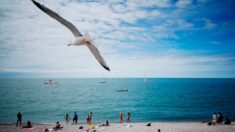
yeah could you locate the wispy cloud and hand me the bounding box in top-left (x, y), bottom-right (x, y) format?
top-left (175, 0), bottom-right (193, 8)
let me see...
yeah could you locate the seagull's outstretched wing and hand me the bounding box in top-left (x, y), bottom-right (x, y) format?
top-left (32, 0), bottom-right (82, 37)
top-left (86, 43), bottom-right (110, 71)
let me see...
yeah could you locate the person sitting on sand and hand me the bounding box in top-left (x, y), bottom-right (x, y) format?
top-left (224, 117), bottom-right (231, 125)
top-left (146, 123), bottom-right (151, 126)
top-left (73, 112), bottom-right (78, 124)
top-left (22, 121), bottom-right (32, 128)
top-left (100, 120), bottom-right (109, 126)
top-left (53, 121), bottom-right (63, 130)
top-left (224, 112), bottom-right (231, 125)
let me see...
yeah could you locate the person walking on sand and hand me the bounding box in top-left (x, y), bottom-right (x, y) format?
top-left (120, 112), bottom-right (123, 123)
top-left (127, 112), bottom-right (131, 123)
top-left (16, 112), bottom-right (22, 127)
top-left (64, 113), bottom-right (70, 125)
top-left (73, 112), bottom-right (78, 124)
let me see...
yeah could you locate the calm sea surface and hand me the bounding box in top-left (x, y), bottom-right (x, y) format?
top-left (0, 78), bottom-right (235, 124)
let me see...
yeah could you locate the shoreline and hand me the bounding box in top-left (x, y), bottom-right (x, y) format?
top-left (0, 122), bottom-right (234, 132)
top-left (1, 120), bottom-right (234, 125)
top-left (0, 121), bottom-right (214, 126)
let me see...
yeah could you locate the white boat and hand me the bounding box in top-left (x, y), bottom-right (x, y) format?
top-left (44, 80), bottom-right (58, 85)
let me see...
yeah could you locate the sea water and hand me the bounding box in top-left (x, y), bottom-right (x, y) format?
top-left (0, 78), bottom-right (235, 124)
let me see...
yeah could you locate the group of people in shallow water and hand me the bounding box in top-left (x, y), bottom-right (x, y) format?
top-left (63, 111), bottom-right (131, 125)
top-left (120, 112), bottom-right (131, 123)
top-left (16, 111), bottom-right (132, 131)
top-left (208, 112), bottom-right (231, 125)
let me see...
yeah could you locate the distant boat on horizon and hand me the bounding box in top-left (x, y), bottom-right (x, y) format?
top-left (44, 80), bottom-right (58, 85)
top-left (99, 81), bottom-right (107, 83)
top-left (116, 89), bottom-right (128, 92)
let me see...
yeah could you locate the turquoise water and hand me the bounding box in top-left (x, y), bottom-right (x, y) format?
top-left (0, 78), bottom-right (235, 124)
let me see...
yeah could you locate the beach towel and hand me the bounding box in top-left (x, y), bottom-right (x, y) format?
top-left (89, 124), bottom-right (95, 129)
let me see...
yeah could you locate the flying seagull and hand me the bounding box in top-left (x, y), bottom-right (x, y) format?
top-left (32, 0), bottom-right (110, 71)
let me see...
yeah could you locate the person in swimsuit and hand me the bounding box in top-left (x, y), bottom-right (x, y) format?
top-left (64, 113), bottom-right (70, 125)
top-left (127, 112), bottom-right (131, 123)
top-left (53, 121), bottom-right (63, 130)
top-left (89, 112), bottom-right (93, 123)
top-left (86, 114), bottom-right (91, 124)
top-left (120, 112), bottom-right (123, 123)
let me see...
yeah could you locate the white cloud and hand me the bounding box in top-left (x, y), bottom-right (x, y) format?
top-left (175, 0), bottom-right (193, 8)
top-left (153, 19), bottom-right (193, 39)
top-left (204, 19), bottom-right (216, 29)
top-left (1, 50), bottom-right (235, 78)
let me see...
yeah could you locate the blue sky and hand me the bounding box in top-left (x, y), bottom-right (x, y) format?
top-left (0, 0), bottom-right (235, 78)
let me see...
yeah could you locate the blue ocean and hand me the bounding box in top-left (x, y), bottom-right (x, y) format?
top-left (0, 78), bottom-right (235, 124)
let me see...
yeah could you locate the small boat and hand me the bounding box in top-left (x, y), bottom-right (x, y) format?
top-left (44, 80), bottom-right (58, 85)
top-left (99, 81), bottom-right (107, 83)
top-left (116, 89), bottom-right (128, 92)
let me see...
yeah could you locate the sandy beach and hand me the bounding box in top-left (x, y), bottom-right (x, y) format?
top-left (0, 122), bottom-right (234, 132)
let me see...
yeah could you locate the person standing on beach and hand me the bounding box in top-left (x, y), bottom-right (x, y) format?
top-left (87, 114), bottom-right (91, 124)
top-left (64, 113), bottom-right (70, 125)
top-left (89, 112), bottom-right (93, 123)
top-left (212, 112), bottom-right (217, 125)
top-left (127, 112), bottom-right (131, 123)
top-left (73, 112), bottom-right (78, 124)
top-left (120, 112), bottom-right (123, 123)
top-left (16, 112), bottom-right (22, 127)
